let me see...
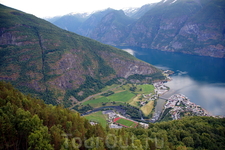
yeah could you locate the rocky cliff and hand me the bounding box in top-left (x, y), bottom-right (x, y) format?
top-left (0, 4), bottom-right (161, 105)
top-left (124, 0), bottom-right (225, 58)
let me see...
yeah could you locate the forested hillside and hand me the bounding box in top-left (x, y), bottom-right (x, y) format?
top-left (0, 4), bottom-right (161, 106)
top-left (1, 81), bottom-right (225, 150)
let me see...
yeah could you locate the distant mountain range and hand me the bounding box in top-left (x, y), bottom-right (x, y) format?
top-left (0, 4), bottom-right (162, 106)
top-left (47, 0), bottom-right (225, 58)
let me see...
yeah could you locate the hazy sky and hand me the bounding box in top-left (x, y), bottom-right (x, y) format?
top-left (0, 0), bottom-right (161, 18)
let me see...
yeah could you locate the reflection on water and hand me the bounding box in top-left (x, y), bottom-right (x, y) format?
top-left (155, 99), bottom-right (166, 113)
top-left (118, 46), bottom-right (225, 116)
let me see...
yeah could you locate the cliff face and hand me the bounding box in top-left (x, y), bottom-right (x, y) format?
top-left (110, 0), bottom-right (225, 58)
top-left (125, 0), bottom-right (225, 58)
top-left (0, 4), bottom-right (160, 105)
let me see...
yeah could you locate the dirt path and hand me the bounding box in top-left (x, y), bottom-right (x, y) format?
top-left (69, 82), bottom-right (125, 110)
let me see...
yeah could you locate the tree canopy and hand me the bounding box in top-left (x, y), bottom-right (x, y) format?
top-left (0, 81), bottom-right (225, 150)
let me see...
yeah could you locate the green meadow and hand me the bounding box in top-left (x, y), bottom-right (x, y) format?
top-left (82, 90), bottom-right (136, 107)
top-left (83, 111), bottom-right (107, 127)
top-left (136, 84), bottom-right (155, 94)
top-left (107, 91), bottom-right (135, 102)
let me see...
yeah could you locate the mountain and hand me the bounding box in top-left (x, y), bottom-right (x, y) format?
top-left (44, 16), bottom-right (61, 23)
top-left (49, 13), bottom-right (90, 31)
top-left (0, 4), bottom-right (161, 106)
top-left (49, 0), bottom-right (225, 58)
top-left (124, 0), bottom-right (225, 58)
top-left (46, 8), bottom-right (116, 37)
top-left (123, 3), bottom-right (157, 19)
top-left (76, 8), bottom-right (115, 37)
top-left (89, 10), bottom-right (135, 45)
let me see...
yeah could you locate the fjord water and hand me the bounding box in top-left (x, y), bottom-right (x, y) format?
top-left (119, 47), bottom-right (225, 116)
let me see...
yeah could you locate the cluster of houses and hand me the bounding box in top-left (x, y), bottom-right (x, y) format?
top-left (153, 82), bottom-right (169, 95)
top-left (140, 93), bottom-right (158, 106)
top-left (164, 94), bottom-right (211, 120)
top-left (140, 86), bottom-right (158, 106)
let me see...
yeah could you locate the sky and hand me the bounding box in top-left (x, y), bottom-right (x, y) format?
top-left (0, 0), bottom-right (161, 18)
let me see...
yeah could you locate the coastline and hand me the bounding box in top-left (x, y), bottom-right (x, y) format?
top-left (154, 70), bottom-right (218, 121)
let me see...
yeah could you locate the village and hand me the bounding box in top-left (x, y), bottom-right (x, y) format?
top-left (164, 94), bottom-right (211, 120)
top-left (90, 70), bottom-right (214, 128)
top-left (139, 71), bottom-right (171, 107)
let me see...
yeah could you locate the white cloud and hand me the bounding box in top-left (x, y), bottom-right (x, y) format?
top-left (0, 0), bottom-right (161, 18)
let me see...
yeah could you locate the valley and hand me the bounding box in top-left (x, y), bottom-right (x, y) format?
top-left (1, 1), bottom-right (225, 149)
top-left (48, 0), bottom-right (225, 58)
top-left (78, 71), bottom-right (215, 128)
top-left (0, 4), bottom-right (162, 107)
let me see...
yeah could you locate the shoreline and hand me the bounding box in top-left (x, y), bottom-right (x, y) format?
top-left (154, 70), bottom-right (220, 121)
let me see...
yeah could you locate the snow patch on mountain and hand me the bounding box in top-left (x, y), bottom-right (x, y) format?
top-left (122, 7), bottom-right (139, 17)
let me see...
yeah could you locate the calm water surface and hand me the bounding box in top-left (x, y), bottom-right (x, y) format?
top-left (119, 47), bottom-right (225, 116)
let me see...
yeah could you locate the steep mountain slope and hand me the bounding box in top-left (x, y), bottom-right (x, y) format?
top-left (47, 8), bottom-right (116, 37)
top-left (0, 4), bottom-right (161, 105)
top-left (125, 0), bottom-right (225, 57)
top-left (51, 13), bottom-right (89, 31)
top-left (49, 0), bottom-right (225, 58)
top-left (45, 16), bottom-right (61, 23)
top-left (76, 8), bottom-right (115, 37)
top-left (89, 10), bottom-right (135, 45)
top-left (123, 3), bottom-right (157, 19)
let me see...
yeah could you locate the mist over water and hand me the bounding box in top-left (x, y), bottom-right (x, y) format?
top-left (119, 47), bottom-right (225, 116)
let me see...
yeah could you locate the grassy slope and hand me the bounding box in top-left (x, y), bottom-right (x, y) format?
top-left (0, 4), bottom-right (162, 105)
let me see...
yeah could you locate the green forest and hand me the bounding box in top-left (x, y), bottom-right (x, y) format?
top-left (1, 81), bottom-right (225, 150)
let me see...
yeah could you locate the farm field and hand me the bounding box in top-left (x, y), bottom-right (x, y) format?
top-left (114, 117), bottom-right (137, 128)
top-left (136, 84), bottom-right (155, 94)
top-left (84, 111), bottom-right (107, 127)
top-left (82, 91), bottom-right (135, 107)
top-left (141, 101), bottom-right (154, 116)
top-left (107, 91), bottom-right (135, 102)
